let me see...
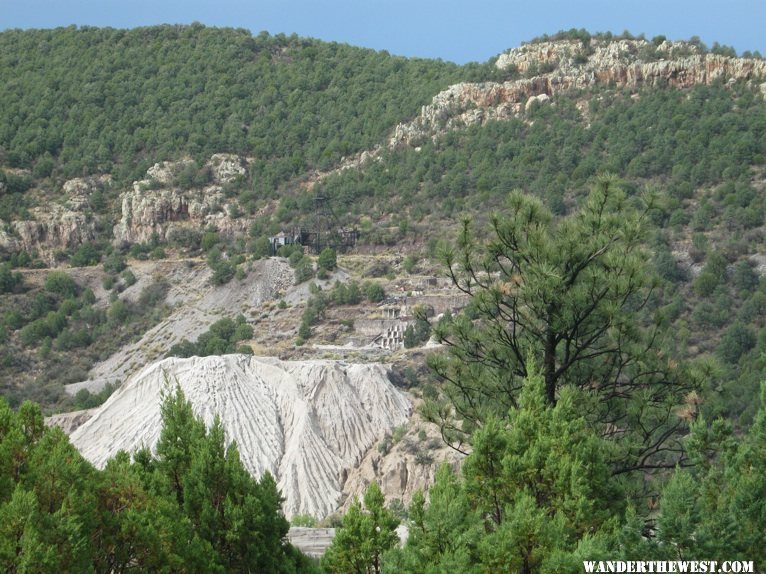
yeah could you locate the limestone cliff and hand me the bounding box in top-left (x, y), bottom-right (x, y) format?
top-left (388, 39), bottom-right (766, 148)
top-left (303, 39), bottom-right (766, 187)
top-left (0, 175), bottom-right (109, 263)
top-left (113, 153), bottom-right (253, 245)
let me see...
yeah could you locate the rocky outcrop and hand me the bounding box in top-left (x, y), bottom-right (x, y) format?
top-left (388, 39), bottom-right (766, 148)
top-left (69, 355), bottom-right (412, 519)
top-left (209, 153), bottom-right (247, 183)
top-left (494, 38), bottom-right (766, 83)
top-left (62, 175), bottom-right (112, 211)
top-left (9, 206), bottom-right (94, 257)
top-left (113, 155), bottom-right (253, 245)
top-left (113, 186), bottom-right (193, 245)
top-left (340, 412), bottom-right (463, 512)
top-left (45, 409), bottom-right (96, 434)
top-left (304, 147), bottom-right (382, 190)
top-left (0, 175), bottom-right (109, 263)
top-left (308, 40), bottom-right (766, 185)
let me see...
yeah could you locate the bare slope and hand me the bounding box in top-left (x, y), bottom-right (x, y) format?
top-left (65, 257), bottom-right (294, 395)
top-left (70, 355), bottom-right (411, 518)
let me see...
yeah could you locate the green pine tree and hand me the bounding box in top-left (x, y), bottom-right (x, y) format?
top-left (655, 382), bottom-right (766, 569)
top-left (428, 175), bottom-right (696, 475)
top-left (322, 482), bottom-right (399, 574)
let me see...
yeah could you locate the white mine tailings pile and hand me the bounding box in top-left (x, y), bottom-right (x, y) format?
top-left (70, 355), bottom-right (411, 518)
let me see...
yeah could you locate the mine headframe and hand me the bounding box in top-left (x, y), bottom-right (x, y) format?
top-left (301, 194), bottom-right (359, 254)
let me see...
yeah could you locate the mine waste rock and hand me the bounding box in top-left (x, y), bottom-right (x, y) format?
top-left (70, 355), bottom-right (412, 519)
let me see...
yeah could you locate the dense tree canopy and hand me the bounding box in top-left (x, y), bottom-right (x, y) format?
top-left (374, 350), bottom-right (766, 574)
top-left (0, 25), bottom-right (480, 187)
top-left (322, 482), bottom-right (399, 574)
top-left (0, 386), bottom-right (318, 572)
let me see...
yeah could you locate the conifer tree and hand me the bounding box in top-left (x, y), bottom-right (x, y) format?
top-left (428, 176), bottom-right (695, 475)
top-left (383, 465), bottom-right (482, 574)
top-left (654, 382), bottom-right (766, 568)
top-left (387, 372), bottom-right (632, 574)
top-left (155, 383), bottom-right (206, 504)
top-left (322, 482), bottom-right (399, 574)
top-left (0, 388), bottom-right (316, 572)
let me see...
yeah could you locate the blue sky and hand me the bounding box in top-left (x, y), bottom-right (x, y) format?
top-left (2, 0), bottom-right (765, 63)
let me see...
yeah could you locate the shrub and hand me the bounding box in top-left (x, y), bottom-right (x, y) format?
top-left (251, 236), bottom-right (271, 259)
top-left (291, 514), bottom-right (318, 528)
top-left (45, 271), bottom-right (77, 298)
top-left (317, 248), bottom-right (337, 272)
top-left (4, 310), bottom-right (24, 330)
top-left (9, 251), bottom-right (32, 268)
top-left (655, 249), bottom-right (687, 283)
top-left (294, 259), bottom-right (314, 284)
top-left (150, 246), bottom-right (166, 260)
top-left (19, 311), bottom-right (67, 346)
top-left (233, 322), bottom-right (254, 342)
top-left (298, 321), bottom-right (311, 340)
top-left (718, 322), bottom-right (756, 364)
top-left (108, 299), bottom-right (131, 324)
top-left (403, 318), bottom-right (431, 348)
top-left (167, 227), bottom-right (202, 252)
top-left (277, 244), bottom-right (301, 259)
top-left (82, 288), bottom-right (96, 305)
top-left (733, 261), bottom-right (759, 294)
top-left (128, 243), bottom-right (150, 260)
top-left (201, 230), bottom-right (220, 252)
top-left (211, 260), bottom-right (235, 285)
top-left (364, 281), bottom-right (385, 303)
top-left (402, 255), bottom-right (417, 274)
top-left (69, 243), bottom-right (102, 267)
top-left (137, 279), bottom-right (169, 308)
top-left (103, 252), bottom-right (127, 274)
top-left (167, 316), bottom-right (254, 358)
top-left (207, 248), bottom-right (235, 285)
top-left (0, 263), bottom-right (23, 293)
top-left (288, 249), bottom-right (305, 267)
top-left (331, 280), bottom-right (362, 305)
top-left (121, 269), bottom-right (137, 287)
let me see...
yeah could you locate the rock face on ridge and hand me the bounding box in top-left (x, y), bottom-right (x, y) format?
top-left (307, 39), bottom-right (766, 187)
top-left (387, 39), bottom-right (766, 148)
top-left (113, 154), bottom-right (253, 245)
top-left (0, 175), bottom-right (110, 263)
top-left (69, 355), bottom-right (412, 519)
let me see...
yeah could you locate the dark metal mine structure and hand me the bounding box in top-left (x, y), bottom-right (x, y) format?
top-left (269, 194), bottom-right (359, 254)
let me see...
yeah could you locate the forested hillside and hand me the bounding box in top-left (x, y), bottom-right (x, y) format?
top-left (0, 25), bottom-right (489, 187)
top-left (1, 25), bottom-right (766, 572)
top-left (2, 25), bottom-right (766, 430)
top-left (313, 80), bottom-right (766, 425)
